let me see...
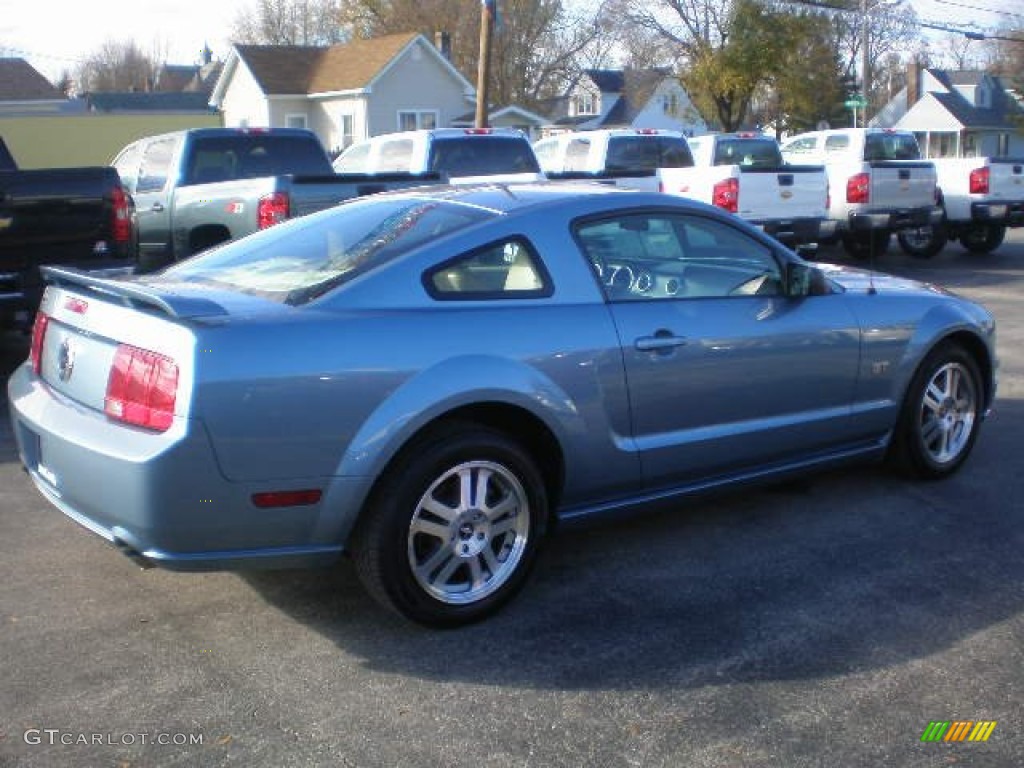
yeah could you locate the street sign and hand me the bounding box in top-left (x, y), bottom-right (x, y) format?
top-left (845, 96), bottom-right (868, 109)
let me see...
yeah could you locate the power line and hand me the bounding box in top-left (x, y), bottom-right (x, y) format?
top-left (932, 0), bottom-right (1024, 20)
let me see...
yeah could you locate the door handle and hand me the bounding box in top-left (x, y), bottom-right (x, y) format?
top-left (635, 332), bottom-right (687, 351)
top-left (150, 203), bottom-right (165, 212)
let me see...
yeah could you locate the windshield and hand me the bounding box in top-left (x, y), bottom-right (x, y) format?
top-left (183, 134), bottom-right (332, 184)
top-left (712, 138), bottom-right (782, 168)
top-left (864, 132), bottom-right (921, 161)
top-left (159, 197), bottom-right (495, 304)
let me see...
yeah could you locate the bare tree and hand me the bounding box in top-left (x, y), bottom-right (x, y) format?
top-left (76, 40), bottom-right (159, 92)
top-left (232, 0), bottom-right (353, 45)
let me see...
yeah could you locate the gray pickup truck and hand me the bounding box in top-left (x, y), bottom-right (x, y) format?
top-left (112, 128), bottom-right (441, 272)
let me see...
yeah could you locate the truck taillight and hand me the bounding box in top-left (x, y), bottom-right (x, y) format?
top-left (847, 172), bottom-right (870, 204)
top-left (111, 185), bottom-right (132, 243)
top-left (30, 312), bottom-right (50, 374)
top-left (712, 178), bottom-right (739, 213)
top-left (105, 344), bottom-right (179, 432)
top-left (258, 192), bottom-right (290, 229)
top-left (969, 166), bottom-right (990, 195)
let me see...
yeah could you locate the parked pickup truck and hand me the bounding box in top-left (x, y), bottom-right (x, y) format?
top-left (1, 139), bottom-right (136, 330)
top-left (895, 157), bottom-right (1024, 257)
top-left (660, 133), bottom-right (835, 251)
top-left (781, 128), bottom-right (942, 259)
top-left (533, 128), bottom-right (694, 192)
top-left (332, 127), bottom-right (544, 183)
top-left (112, 127), bottom-right (443, 272)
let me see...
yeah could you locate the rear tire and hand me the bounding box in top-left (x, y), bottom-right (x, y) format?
top-left (888, 342), bottom-right (983, 480)
top-left (842, 230), bottom-right (891, 260)
top-left (897, 223), bottom-right (948, 258)
top-left (351, 423), bottom-right (547, 627)
top-left (959, 223), bottom-right (1005, 254)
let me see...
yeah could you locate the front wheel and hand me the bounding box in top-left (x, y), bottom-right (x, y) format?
top-left (897, 223), bottom-right (948, 258)
top-left (959, 223), bottom-right (1006, 254)
top-left (351, 424), bottom-right (547, 627)
top-left (888, 343), bottom-right (983, 479)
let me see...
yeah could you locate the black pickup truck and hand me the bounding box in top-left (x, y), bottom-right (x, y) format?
top-left (1, 137), bottom-right (136, 330)
top-left (112, 127), bottom-right (443, 272)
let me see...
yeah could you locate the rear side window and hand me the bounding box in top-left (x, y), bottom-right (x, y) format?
top-left (427, 237), bottom-right (551, 298)
top-left (564, 139), bottom-right (592, 172)
top-left (429, 137), bottom-right (541, 176)
top-left (824, 135), bottom-right (850, 153)
top-left (333, 143), bottom-right (370, 173)
top-left (864, 132), bottom-right (922, 161)
top-left (378, 139), bottom-right (415, 172)
top-left (183, 134), bottom-right (332, 185)
top-left (160, 197), bottom-right (495, 304)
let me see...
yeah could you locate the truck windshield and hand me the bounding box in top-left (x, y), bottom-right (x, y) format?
top-left (864, 133), bottom-right (921, 161)
top-left (183, 135), bottom-right (333, 185)
top-left (712, 138), bottom-right (782, 168)
top-left (159, 196), bottom-right (494, 304)
top-left (428, 137), bottom-right (541, 176)
top-left (606, 137), bottom-right (694, 171)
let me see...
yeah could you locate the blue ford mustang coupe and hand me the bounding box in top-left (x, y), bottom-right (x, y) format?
top-left (8, 183), bottom-right (996, 626)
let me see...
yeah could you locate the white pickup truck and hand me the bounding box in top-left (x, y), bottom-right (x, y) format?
top-left (661, 132), bottom-right (834, 252)
top-left (533, 128), bottom-right (694, 192)
top-left (781, 128), bottom-right (942, 259)
top-left (896, 157), bottom-right (1024, 257)
top-left (332, 127), bottom-right (544, 184)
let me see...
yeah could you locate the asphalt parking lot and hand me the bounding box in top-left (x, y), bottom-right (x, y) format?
top-left (1, 235), bottom-right (1022, 767)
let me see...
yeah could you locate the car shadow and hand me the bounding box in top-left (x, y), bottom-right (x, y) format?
top-left (238, 396), bottom-right (1024, 692)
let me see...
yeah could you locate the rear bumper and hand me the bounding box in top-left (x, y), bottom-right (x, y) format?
top-left (847, 205), bottom-right (943, 233)
top-left (970, 201), bottom-right (1024, 226)
top-left (751, 217), bottom-right (838, 246)
top-left (7, 364), bottom-right (346, 571)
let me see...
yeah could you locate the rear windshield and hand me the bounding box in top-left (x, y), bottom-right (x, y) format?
top-left (606, 136), bottom-right (694, 170)
top-left (864, 132), bottom-right (921, 161)
top-left (160, 197), bottom-right (495, 304)
top-left (712, 138), bottom-right (782, 168)
top-left (183, 134), bottom-right (332, 185)
top-left (428, 137), bottom-right (541, 176)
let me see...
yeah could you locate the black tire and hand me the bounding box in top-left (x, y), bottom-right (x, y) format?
top-left (351, 422), bottom-right (547, 627)
top-left (842, 230), bottom-right (891, 260)
top-left (897, 223), bottom-right (948, 258)
top-left (888, 342), bottom-right (983, 480)
top-left (959, 223), bottom-right (1006, 254)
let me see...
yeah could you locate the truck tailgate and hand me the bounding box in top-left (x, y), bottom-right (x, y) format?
top-left (988, 159), bottom-right (1024, 201)
top-left (869, 161), bottom-right (935, 208)
top-left (737, 167), bottom-right (827, 220)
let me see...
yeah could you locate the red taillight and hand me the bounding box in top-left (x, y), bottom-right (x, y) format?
top-left (712, 177), bottom-right (739, 213)
top-left (104, 344), bottom-right (179, 432)
top-left (251, 490), bottom-right (323, 508)
top-left (847, 172), bottom-right (870, 204)
top-left (969, 166), bottom-right (990, 195)
top-left (257, 192), bottom-right (290, 229)
top-left (111, 185), bottom-right (132, 243)
top-left (30, 312), bottom-right (50, 374)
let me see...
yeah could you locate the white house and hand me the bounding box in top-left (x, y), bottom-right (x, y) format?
top-left (209, 33), bottom-right (476, 156)
top-left (543, 68), bottom-right (707, 137)
top-left (871, 64), bottom-right (1024, 158)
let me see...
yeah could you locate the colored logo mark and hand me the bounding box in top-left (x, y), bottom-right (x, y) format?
top-left (921, 721), bottom-right (997, 742)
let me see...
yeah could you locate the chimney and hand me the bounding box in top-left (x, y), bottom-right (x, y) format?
top-left (434, 31), bottom-right (452, 61)
top-left (907, 58), bottom-right (922, 107)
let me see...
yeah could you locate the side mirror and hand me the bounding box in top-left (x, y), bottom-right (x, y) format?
top-left (786, 262), bottom-right (828, 297)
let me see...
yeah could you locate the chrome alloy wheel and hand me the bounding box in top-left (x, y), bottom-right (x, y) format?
top-left (407, 460), bottom-right (530, 605)
top-left (918, 361), bottom-right (977, 465)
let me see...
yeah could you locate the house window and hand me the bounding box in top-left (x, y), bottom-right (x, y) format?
top-left (339, 114), bottom-right (354, 149)
top-left (573, 91), bottom-right (596, 116)
top-left (398, 110), bottom-right (438, 131)
top-left (998, 133), bottom-right (1009, 157)
top-left (285, 114), bottom-right (308, 130)
top-left (663, 93), bottom-right (678, 115)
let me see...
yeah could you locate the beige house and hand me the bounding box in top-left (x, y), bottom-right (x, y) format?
top-left (209, 33), bottom-right (476, 156)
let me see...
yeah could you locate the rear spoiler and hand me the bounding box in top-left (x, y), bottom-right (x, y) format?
top-left (41, 266), bottom-right (228, 319)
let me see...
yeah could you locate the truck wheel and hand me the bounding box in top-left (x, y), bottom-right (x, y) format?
top-left (897, 224), bottom-right (947, 258)
top-left (351, 423), bottom-right (547, 627)
top-left (842, 231), bottom-right (891, 260)
top-left (960, 223), bottom-right (1006, 254)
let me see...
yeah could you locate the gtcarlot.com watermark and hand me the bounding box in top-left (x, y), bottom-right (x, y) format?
top-left (24, 729), bottom-right (203, 747)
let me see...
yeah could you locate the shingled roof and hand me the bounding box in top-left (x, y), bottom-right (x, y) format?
top-left (235, 32), bottom-right (420, 95)
top-left (0, 58), bottom-right (63, 100)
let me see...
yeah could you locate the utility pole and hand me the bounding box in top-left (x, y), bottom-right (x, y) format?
top-left (475, 1), bottom-right (494, 128)
top-left (861, 0), bottom-right (870, 127)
